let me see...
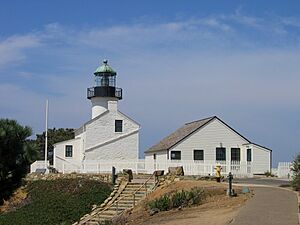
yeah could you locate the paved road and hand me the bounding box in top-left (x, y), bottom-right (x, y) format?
top-left (230, 187), bottom-right (299, 225)
top-left (232, 177), bottom-right (290, 187)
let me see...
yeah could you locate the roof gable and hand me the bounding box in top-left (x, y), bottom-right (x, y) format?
top-left (145, 116), bottom-right (215, 153)
top-left (145, 116), bottom-right (251, 153)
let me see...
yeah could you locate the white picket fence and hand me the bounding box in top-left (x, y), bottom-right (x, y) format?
top-left (277, 162), bottom-right (293, 178)
top-left (30, 159), bottom-right (294, 178)
top-left (54, 160), bottom-right (253, 177)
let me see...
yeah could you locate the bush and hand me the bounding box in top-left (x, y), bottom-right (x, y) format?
top-left (0, 119), bottom-right (38, 205)
top-left (148, 195), bottom-right (170, 211)
top-left (148, 187), bottom-right (205, 212)
top-left (291, 154), bottom-right (300, 191)
top-left (264, 171), bottom-right (274, 177)
top-left (291, 173), bottom-right (300, 191)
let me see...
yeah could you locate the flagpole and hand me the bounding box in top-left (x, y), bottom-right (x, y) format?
top-left (44, 99), bottom-right (48, 170)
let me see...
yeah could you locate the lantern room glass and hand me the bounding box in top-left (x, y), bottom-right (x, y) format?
top-left (95, 75), bottom-right (116, 87)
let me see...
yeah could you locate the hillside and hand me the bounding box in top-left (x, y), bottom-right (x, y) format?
top-left (0, 178), bottom-right (112, 225)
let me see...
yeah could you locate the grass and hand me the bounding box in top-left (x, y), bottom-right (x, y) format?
top-left (0, 178), bottom-right (112, 225)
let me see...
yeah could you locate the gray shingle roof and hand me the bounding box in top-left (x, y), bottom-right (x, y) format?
top-left (145, 116), bottom-right (215, 153)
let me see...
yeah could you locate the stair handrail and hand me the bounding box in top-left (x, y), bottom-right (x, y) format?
top-left (113, 172), bottom-right (156, 212)
top-left (92, 172), bottom-right (156, 217)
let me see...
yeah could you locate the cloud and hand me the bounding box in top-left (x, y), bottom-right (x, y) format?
top-left (0, 35), bottom-right (40, 69)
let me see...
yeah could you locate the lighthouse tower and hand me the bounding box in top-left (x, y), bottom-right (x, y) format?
top-left (87, 60), bottom-right (122, 119)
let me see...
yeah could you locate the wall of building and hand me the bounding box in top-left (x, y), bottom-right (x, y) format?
top-left (85, 110), bottom-right (139, 151)
top-left (251, 144), bottom-right (271, 174)
top-left (85, 132), bottom-right (139, 160)
top-left (53, 138), bottom-right (82, 172)
top-left (169, 118), bottom-right (248, 162)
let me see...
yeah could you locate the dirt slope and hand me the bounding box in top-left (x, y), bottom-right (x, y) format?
top-left (122, 180), bottom-right (250, 225)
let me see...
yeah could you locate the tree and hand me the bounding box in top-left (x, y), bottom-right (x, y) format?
top-left (34, 128), bottom-right (74, 164)
top-left (291, 153), bottom-right (300, 191)
top-left (0, 119), bottom-right (38, 204)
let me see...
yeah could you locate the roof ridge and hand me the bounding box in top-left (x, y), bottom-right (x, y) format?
top-left (185, 116), bottom-right (216, 125)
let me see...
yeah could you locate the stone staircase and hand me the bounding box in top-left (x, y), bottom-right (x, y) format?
top-left (75, 174), bottom-right (156, 225)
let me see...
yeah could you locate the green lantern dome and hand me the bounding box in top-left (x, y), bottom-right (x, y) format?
top-left (94, 60), bottom-right (117, 76)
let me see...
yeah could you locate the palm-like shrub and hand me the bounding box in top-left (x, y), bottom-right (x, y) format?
top-left (0, 119), bottom-right (38, 205)
top-left (291, 154), bottom-right (300, 191)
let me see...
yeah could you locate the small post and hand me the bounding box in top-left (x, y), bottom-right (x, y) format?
top-left (145, 184), bottom-right (147, 196)
top-left (133, 194), bottom-right (136, 206)
top-left (112, 166), bottom-right (116, 185)
top-left (227, 172), bottom-right (234, 196)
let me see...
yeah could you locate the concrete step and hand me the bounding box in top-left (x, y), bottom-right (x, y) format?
top-left (121, 190), bottom-right (146, 194)
top-left (109, 205), bottom-right (132, 210)
top-left (118, 194), bottom-right (144, 200)
top-left (125, 185), bottom-right (153, 190)
top-left (114, 199), bottom-right (137, 204)
top-left (98, 210), bottom-right (118, 216)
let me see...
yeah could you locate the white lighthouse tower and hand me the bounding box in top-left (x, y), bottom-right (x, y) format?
top-left (52, 59), bottom-right (140, 173)
top-left (87, 60), bottom-right (122, 118)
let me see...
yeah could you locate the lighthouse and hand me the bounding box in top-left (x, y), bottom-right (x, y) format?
top-left (53, 59), bottom-right (140, 173)
top-left (87, 60), bottom-right (122, 119)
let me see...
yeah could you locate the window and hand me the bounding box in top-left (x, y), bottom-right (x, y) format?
top-left (194, 150), bottom-right (204, 160)
top-left (216, 147), bottom-right (226, 161)
top-left (115, 120), bottom-right (123, 132)
top-left (65, 145), bottom-right (73, 157)
top-left (231, 148), bottom-right (240, 161)
top-left (170, 151), bottom-right (181, 160)
top-left (247, 149), bottom-right (252, 162)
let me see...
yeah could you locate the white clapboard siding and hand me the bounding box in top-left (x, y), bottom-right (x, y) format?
top-left (251, 144), bottom-right (271, 174)
top-left (170, 118), bottom-right (247, 162)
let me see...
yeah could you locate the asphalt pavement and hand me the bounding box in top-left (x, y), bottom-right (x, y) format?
top-left (228, 178), bottom-right (298, 225)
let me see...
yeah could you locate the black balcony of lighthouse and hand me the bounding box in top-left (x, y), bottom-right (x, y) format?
top-left (87, 60), bottom-right (122, 100)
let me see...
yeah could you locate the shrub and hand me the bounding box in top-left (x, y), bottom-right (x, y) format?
top-left (264, 171), bottom-right (274, 177)
top-left (148, 195), bottom-right (170, 211)
top-left (187, 187), bottom-right (205, 205)
top-left (291, 173), bottom-right (300, 191)
top-left (148, 187), bottom-right (205, 212)
top-left (171, 190), bottom-right (188, 208)
top-left (291, 154), bottom-right (300, 191)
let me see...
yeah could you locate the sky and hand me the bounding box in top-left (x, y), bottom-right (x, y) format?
top-left (1, 1), bottom-right (300, 165)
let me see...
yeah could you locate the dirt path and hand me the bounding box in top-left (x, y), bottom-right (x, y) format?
top-left (230, 187), bottom-right (299, 225)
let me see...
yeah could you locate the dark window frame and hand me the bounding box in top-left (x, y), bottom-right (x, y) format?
top-left (115, 120), bottom-right (123, 132)
top-left (247, 148), bottom-right (252, 162)
top-left (216, 147), bottom-right (226, 161)
top-left (231, 148), bottom-right (241, 161)
top-left (170, 151), bottom-right (181, 160)
top-left (194, 150), bottom-right (204, 161)
top-left (65, 145), bottom-right (73, 158)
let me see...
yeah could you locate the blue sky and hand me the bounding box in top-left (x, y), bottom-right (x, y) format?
top-left (1, 1), bottom-right (300, 165)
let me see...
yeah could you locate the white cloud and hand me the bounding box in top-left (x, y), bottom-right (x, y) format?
top-left (0, 35), bottom-right (40, 69)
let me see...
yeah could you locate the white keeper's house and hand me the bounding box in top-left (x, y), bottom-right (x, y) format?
top-left (52, 60), bottom-right (140, 173)
top-left (144, 116), bottom-right (272, 176)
